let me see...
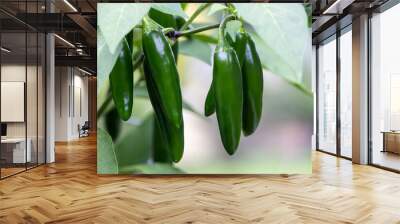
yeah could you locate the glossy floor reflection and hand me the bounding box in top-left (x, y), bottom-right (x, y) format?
top-left (373, 150), bottom-right (400, 171)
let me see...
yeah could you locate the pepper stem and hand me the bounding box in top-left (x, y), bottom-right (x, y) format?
top-left (162, 27), bottom-right (175, 35)
top-left (218, 15), bottom-right (236, 47)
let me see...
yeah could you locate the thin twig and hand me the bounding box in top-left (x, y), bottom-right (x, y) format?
top-left (179, 3), bottom-right (212, 31)
top-left (175, 23), bottom-right (219, 38)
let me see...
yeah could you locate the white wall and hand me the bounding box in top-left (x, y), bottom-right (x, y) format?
top-left (55, 67), bottom-right (69, 141)
top-left (72, 73), bottom-right (89, 138)
top-left (55, 67), bottom-right (89, 141)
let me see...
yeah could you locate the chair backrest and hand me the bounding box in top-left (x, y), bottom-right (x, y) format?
top-left (82, 121), bottom-right (90, 129)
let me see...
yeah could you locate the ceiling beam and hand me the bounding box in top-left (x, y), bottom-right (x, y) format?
top-left (55, 55), bottom-right (96, 73)
top-left (322, 0), bottom-right (356, 14)
top-left (67, 13), bottom-right (96, 46)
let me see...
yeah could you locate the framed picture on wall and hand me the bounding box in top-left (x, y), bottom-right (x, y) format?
top-left (97, 2), bottom-right (313, 175)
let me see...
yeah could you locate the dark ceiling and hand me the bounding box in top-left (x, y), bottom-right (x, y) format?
top-left (0, 0), bottom-right (97, 73)
top-left (311, 0), bottom-right (391, 44)
top-left (0, 0), bottom-right (394, 74)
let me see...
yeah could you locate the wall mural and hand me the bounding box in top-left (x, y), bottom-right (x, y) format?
top-left (97, 3), bottom-right (312, 174)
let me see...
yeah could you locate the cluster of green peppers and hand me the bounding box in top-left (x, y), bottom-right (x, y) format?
top-left (205, 16), bottom-right (264, 154)
top-left (108, 10), bottom-right (185, 162)
top-left (109, 9), bottom-right (183, 122)
top-left (108, 9), bottom-right (264, 161)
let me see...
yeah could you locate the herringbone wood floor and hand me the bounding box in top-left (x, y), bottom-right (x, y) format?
top-left (1, 135), bottom-right (400, 224)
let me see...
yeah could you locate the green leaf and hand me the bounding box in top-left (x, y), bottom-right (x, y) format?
top-left (97, 128), bottom-right (119, 174)
top-left (181, 3), bottom-right (188, 10)
top-left (97, 29), bottom-right (121, 94)
top-left (207, 3), bottom-right (227, 16)
top-left (304, 3), bottom-right (312, 28)
top-left (179, 38), bottom-right (212, 65)
top-left (234, 3), bottom-right (311, 92)
top-left (114, 113), bottom-right (153, 169)
top-left (98, 3), bottom-right (151, 53)
top-left (151, 3), bottom-right (187, 19)
top-left (119, 163), bottom-right (185, 174)
top-left (250, 32), bottom-right (312, 96)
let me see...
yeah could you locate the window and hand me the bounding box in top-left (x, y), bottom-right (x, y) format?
top-left (371, 3), bottom-right (400, 171)
top-left (340, 28), bottom-right (352, 158)
top-left (317, 37), bottom-right (337, 154)
top-left (0, 1), bottom-right (46, 179)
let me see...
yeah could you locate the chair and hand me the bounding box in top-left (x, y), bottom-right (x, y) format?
top-left (78, 121), bottom-right (90, 138)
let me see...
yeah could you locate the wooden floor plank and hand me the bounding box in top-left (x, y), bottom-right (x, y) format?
top-left (0, 135), bottom-right (399, 223)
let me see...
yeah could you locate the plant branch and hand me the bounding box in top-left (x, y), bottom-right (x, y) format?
top-left (192, 34), bottom-right (218, 44)
top-left (179, 3), bottom-right (212, 31)
top-left (175, 23), bottom-right (219, 38)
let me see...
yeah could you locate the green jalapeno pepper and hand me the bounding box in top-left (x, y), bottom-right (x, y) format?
top-left (142, 16), bottom-right (184, 162)
top-left (148, 8), bottom-right (183, 62)
top-left (109, 38), bottom-right (133, 121)
top-left (152, 115), bottom-right (172, 163)
top-left (204, 80), bottom-right (215, 117)
top-left (231, 30), bottom-right (264, 136)
top-left (212, 15), bottom-right (243, 155)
